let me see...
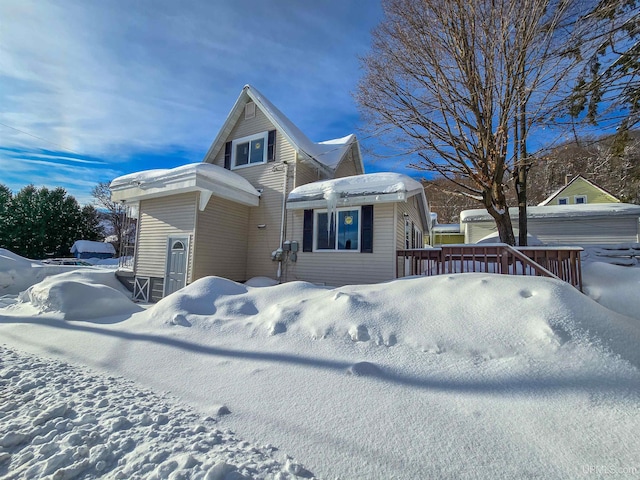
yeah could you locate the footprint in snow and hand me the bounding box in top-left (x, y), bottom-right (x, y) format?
top-left (347, 361), bottom-right (383, 377)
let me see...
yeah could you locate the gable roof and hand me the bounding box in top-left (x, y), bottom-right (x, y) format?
top-left (538, 175), bottom-right (621, 206)
top-left (70, 240), bottom-right (116, 255)
top-left (202, 85), bottom-right (364, 177)
top-left (460, 203), bottom-right (640, 223)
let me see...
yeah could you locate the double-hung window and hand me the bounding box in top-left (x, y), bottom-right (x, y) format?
top-left (224, 130), bottom-right (276, 169)
top-left (314, 208), bottom-right (360, 251)
top-left (232, 132), bottom-right (268, 168)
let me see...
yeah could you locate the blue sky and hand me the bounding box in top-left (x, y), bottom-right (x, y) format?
top-left (0, 0), bottom-right (409, 205)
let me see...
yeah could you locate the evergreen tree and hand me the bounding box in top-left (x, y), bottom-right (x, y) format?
top-left (0, 184), bottom-right (14, 250)
top-left (0, 184), bottom-right (103, 259)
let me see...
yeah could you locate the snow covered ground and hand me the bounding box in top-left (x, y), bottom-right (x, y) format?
top-left (1, 247), bottom-right (640, 479)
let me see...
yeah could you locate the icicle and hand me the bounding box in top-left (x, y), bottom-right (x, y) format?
top-left (324, 188), bottom-right (339, 236)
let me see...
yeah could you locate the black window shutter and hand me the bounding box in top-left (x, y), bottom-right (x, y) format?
top-left (303, 209), bottom-right (313, 252)
top-left (224, 141), bottom-right (232, 169)
top-left (411, 222), bottom-right (416, 248)
top-left (267, 130), bottom-right (276, 162)
top-left (361, 205), bottom-right (374, 253)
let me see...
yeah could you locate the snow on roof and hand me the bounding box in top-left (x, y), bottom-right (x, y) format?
top-left (70, 240), bottom-right (116, 255)
top-left (245, 85), bottom-right (358, 171)
top-left (288, 172), bottom-right (423, 204)
top-left (203, 85), bottom-right (361, 174)
top-left (538, 175), bottom-right (620, 206)
top-left (288, 172), bottom-right (431, 230)
top-left (460, 203), bottom-right (640, 222)
top-left (433, 223), bottom-right (461, 233)
top-left (110, 163), bottom-right (261, 207)
top-left (110, 163), bottom-right (255, 194)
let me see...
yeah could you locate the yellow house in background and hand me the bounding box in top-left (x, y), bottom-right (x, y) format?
top-left (538, 175), bottom-right (621, 206)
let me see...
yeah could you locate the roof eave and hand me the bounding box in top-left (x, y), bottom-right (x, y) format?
top-left (287, 191), bottom-right (410, 210)
top-left (110, 171), bottom-right (260, 208)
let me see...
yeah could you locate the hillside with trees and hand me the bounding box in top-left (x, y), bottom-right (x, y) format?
top-left (425, 131), bottom-right (640, 224)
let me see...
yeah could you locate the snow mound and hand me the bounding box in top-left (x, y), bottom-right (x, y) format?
top-left (0, 346), bottom-right (309, 479)
top-left (18, 270), bottom-right (141, 320)
top-left (583, 261), bottom-right (640, 320)
top-left (147, 274), bottom-right (640, 368)
top-left (0, 248), bottom-right (46, 295)
top-left (476, 232), bottom-right (546, 246)
top-left (245, 276), bottom-right (279, 287)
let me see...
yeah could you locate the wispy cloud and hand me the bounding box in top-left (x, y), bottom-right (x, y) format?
top-left (0, 0), bottom-right (384, 203)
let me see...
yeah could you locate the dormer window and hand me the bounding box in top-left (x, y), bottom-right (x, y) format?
top-left (225, 130), bottom-right (276, 170)
top-left (234, 132), bottom-right (267, 167)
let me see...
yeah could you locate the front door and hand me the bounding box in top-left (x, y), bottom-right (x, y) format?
top-left (164, 237), bottom-right (189, 296)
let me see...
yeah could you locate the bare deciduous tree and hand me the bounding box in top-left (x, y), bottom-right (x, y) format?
top-left (569, 0), bottom-right (640, 132)
top-left (92, 182), bottom-right (128, 255)
top-left (357, 0), bottom-right (583, 244)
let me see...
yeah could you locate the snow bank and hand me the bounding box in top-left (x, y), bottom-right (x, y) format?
top-left (18, 270), bottom-right (141, 320)
top-left (476, 232), bottom-right (546, 245)
top-left (148, 274), bottom-right (640, 369)
top-left (0, 249), bottom-right (106, 295)
top-left (0, 346), bottom-right (309, 479)
top-left (0, 249), bottom-right (47, 295)
top-left (3, 258), bottom-right (640, 479)
top-left (244, 276), bottom-right (279, 287)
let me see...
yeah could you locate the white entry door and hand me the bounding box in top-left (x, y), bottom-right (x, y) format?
top-left (164, 237), bottom-right (189, 296)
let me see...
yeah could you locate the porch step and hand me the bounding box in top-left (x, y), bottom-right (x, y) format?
top-left (115, 270), bottom-right (135, 293)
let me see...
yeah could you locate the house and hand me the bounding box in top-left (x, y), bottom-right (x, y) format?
top-left (538, 175), bottom-right (621, 206)
top-left (460, 203), bottom-right (640, 245)
top-left (70, 240), bottom-right (116, 260)
top-left (110, 85), bottom-right (431, 301)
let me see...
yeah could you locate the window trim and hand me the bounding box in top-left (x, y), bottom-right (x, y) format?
top-left (557, 197), bottom-right (569, 205)
top-left (231, 132), bottom-right (268, 169)
top-left (574, 195), bottom-right (587, 204)
top-left (313, 206), bottom-right (362, 252)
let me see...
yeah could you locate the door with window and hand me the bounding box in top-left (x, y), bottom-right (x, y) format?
top-left (165, 237), bottom-right (189, 296)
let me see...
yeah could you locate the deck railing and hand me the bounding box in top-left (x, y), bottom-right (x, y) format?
top-left (397, 244), bottom-right (583, 290)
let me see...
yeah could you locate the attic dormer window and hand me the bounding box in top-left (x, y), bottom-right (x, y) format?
top-left (245, 102), bottom-right (256, 119)
top-left (227, 130), bottom-right (276, 169)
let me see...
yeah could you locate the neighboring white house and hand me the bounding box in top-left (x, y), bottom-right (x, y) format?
top-left (110, 85), bottom-right (431, 301)
top-left (460, 203), bottom-right (640, 245)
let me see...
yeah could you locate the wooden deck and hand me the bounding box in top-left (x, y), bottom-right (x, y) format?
top-left (397, 244), bottom-right (583, 290)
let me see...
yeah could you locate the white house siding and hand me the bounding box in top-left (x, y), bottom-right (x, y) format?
top-left (464, 222), bottom-right (498, 244)
top-left (135, 192), bottom-right (197, 280)
top-left (283, 202), bottom-right (396, 286)
top-left (529, 217), bottom-right (639, 245)
top-left (464, 216), bottom-right (640, 244)
top-left (294, 160), bottom-right (325, 188)
top-left (203, 104), bottom-right (299, 279)
top-left (333, 146), bottom-right (360, 178)
top-left (395, 196), bottom-right (426, 249)
top-left (193, 195), bottom-right (250, 282)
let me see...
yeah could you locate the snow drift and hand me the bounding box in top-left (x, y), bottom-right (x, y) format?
top-left (2, 247), bottom-right (640, 479)
top-left (18, 270), bottom-right (142, 320)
